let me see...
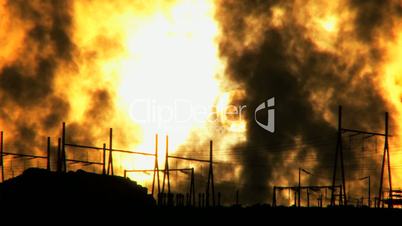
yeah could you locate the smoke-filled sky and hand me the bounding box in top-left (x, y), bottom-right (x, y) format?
top-left (1, 0), bottom-right (402, 205)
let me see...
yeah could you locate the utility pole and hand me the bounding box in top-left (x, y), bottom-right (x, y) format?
top-left (331, 106), bottom-right (346, 206)
top-left (298, 168), bottom-right (301, 207)
top-left (206, 140), bottom-right (215, 207)
top-left (360, 176), bottom-right (370, 207)
top-left (61, 122), bottom-right (67, 173)
top-left (47, 137), bottom-right (51, 171)
top-left (0, 131), bottom-right (4, 182)
top-left (107, 128), bottom-right (114, 176)
top-left (162, 135), bottom-right (171, 200)
top-left (102, 143), bottom-right (106, 175)
top-left (57, 137), bottom-right (61, 172)
top-left (191, 167), bottom-right (195, 206)
top-left (152, 134), bottom-right (160, 196)
top-left (166, 135), bottom-right (171, 195)
top-left (378, 112), bottom-right (392, 208)
top-left (298, 168), bottom-right (312, 207)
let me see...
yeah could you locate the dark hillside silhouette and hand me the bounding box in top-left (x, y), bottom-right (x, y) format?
top-left (0, 168), bottom-right (155, 209)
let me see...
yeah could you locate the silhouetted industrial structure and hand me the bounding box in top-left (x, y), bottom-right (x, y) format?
top-left (124, 167), bottom-right (196, 206)
top-left (0, 105), bottom-right (399, 208)
top-left (0, 122), bottom-right (218, 208)
top-left (330, 106), bottom-right (392, 208)
top-left (273, 185), bottom-right (343, 207)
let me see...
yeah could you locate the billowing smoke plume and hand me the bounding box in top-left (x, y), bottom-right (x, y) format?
top-left (0, 0), bottom-right (73, 152)
top-left (0, 0), bottom-right (137, 176)
top-left (215, 0), bottom-right (402, 204)
top-left (2, 0), bottom-right (402, 206)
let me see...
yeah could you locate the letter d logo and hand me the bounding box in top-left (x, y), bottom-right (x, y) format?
top-left (254, 97), bottom-right (275, 133)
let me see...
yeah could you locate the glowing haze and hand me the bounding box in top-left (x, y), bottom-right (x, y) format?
top-left (70, 0), bottom-right (237, 181)
top-left (1, 0), bottom-right (402, 206)
top-left (0, 0), bottom-right (244, 192)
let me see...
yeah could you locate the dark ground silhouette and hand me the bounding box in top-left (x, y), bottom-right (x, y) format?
top-left (1, 168), bottom-right (402, 225)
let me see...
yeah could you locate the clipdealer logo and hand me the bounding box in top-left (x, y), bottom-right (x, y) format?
top-left (254, 97), bottom-right (275, 133)
top-left (128, 97), bottom-right (275, 133)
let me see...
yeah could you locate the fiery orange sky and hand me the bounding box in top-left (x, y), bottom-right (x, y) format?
top-left (1, 0), bottom-right (402, 205)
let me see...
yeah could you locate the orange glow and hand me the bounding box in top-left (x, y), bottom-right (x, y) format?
top-left (319, 16), bottom-right (338, 33)
top-left (379, 22), bottom-right (402, 186)
top-left (4, 0), bottom-right (402, 201)
top-left (57, 0), bottom-right (243, 187)
top-left (0, 0), bottom-right (245, 189)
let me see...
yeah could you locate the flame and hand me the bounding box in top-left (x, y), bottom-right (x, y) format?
top-left (380, 22), bottom-right (402, 186)
top-left (60, 0), bottom-right (241, 186)
top-left (118, 0), bottom-right (223, 149)
top-left (0, 0), bottom-right (244, 190)
top-left (4, 0), bottom-right (401, 202)
top-left (0, 3), bottom-right (27, 69)
top-left (320, 16), bottom-right (338, 33)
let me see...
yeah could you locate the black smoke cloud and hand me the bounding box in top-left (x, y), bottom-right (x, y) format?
top-left (0, 0), bottom-right (116, 173)
top-left (0, 0), bottom-right (144, 180)
top-left (1, 0), bottom-right (401, 205)
top-left (0, 0), bottom-right (73, 151)
top-left (351, 0), bottom-right (402, 43)
top-left (215, 0), bottom-right (401, 204)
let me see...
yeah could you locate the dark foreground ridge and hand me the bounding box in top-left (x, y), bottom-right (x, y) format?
top-left (0, 168), bottom-right (155, 210)
top-left (1, 168), bottom-right (402, 225)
